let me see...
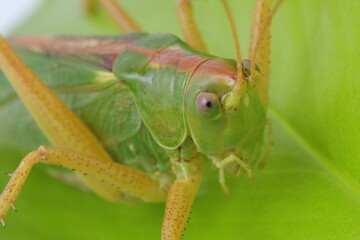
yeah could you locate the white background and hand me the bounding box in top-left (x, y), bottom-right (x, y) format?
top-left (0, 0), bottom-right (42, 35)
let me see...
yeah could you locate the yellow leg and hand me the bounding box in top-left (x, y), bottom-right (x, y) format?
top-left (162, 155), bottom-right (202, 240)
top-left (0, 146), bottom-right (166, 226)
top-left (98, 0), bottom-right (141, 32)
top-left (176, 0), bottom-right (207, 52)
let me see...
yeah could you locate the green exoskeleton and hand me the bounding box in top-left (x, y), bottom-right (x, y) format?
top-left (0, 0), bottom-right (281, 239)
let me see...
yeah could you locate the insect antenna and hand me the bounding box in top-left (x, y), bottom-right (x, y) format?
top-left (220, 0), bottom-right (247, 110)
top-left (250, 0), bottom-right (283, 79)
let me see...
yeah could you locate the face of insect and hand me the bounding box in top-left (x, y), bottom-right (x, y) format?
top-left (185, 58), bottom-right (266, 164)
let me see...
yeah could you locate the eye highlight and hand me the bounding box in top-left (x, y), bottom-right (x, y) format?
top-left (195, 92), bottom-right (222, 120)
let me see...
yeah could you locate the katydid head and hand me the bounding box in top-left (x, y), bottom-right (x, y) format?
top-left (184, 0), bottom-right (282, 165)
top-left (185, 58), bottom-right (266, 165)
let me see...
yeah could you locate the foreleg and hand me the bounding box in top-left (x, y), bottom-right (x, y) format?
top-left (0, 146), bottom-right (166, 226)
top-left (162, 155), bottom-right (202, 240)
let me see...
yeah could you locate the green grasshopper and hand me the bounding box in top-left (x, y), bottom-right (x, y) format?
top-left (0, 0), bottom-right (281, 239)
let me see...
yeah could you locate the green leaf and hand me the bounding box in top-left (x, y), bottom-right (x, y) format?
top-left (0, 0), bottom-right (359, 239)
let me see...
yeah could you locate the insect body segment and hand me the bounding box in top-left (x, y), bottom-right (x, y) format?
top-left (114, 33), bottom-right (212, 149)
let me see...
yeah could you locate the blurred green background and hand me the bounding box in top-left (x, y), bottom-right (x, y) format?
top-left (0, 0), bottom-right (360, 239)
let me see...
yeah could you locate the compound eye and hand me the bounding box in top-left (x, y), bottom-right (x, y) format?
top-left (195, 92), bottom-right (222, 120)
